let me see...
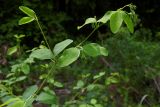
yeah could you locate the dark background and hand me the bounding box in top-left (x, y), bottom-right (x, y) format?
top-left (0, 0), bottom-right (160, 45)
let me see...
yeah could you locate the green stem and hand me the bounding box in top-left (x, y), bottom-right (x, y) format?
top-left (36, 66), bottom-right (55, 95)
top-left (35, 16), bottom-right (51, 51)
top-left (118, 4), bottom-right (131, 10)
top-left (23, 16), bottom-right (56, 107)
top-left (23, 65), bottom-right (55, 107)
top-left (77, 28), bottom-right (97, 46)
top-left (77, 24), bottom-right (104, 47)
top-left (71, 77), bottom-right (100, 101)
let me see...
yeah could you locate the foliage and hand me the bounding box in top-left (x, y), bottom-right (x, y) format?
top-left (0, 2), bottom-right (160, 107)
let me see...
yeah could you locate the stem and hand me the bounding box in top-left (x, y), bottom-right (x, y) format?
top-left (23, 65), bottom-right (55, 107)
top-left (118, 4), bottom-right (131, 10)
top-left (23, 16), bottom-right (56, 107)
top-left (77, 23), bottom-right (104, 47)
top-left (139, 95), bottom-right (148, 106)
top-left (35, 16), bottom-right (51, 50)
top-left (36, 66), bottom-right (55, 94)
top-left (154, 78), bottom-right (160, 95)
top-left (71, 78), bottom-right (100, 101)
top-left (77, 27), bottom-right (98, 47)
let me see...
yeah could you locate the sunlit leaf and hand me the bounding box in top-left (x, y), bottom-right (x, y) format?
top-left (93, 72), bottom-right (105, 79)
top-left (51, 104), bottom-right (59, 107)
top-left (22, 85), bottom-right (38, 100)
top-left (122, 12), bottom-right (134, 33)
top-left (54, 81), bottom-right (63, 88)
top-left (77, 18), bottom-right (97, 30)
top-left (15, 76), bottom-right (26, 82)
top-left (18, 17), bottom-right (34, 25)
top-left (0, 98), bottom-right (20, 107)
top-left (56, 47), bottom-right (80, 67)
top-left (87, 84), bottom-right (96, 91)
top-left (73, 80), bottom-right (84, 89)
top-left (53, 39), bottom-right (73, 56)
top-left (83, 43), bottom-right (108, 57)
top-left (19, 6), bottom-right (35, 17)
top-left (105, 76), bottom-right (119, 85)
top-left (22, 85), bottom-right (38, 107)
top-left (36, 92), bottom-right (57, 104)
top-left (21, 63), bottom-right (30, 74)
top-left (110, 11), bottom-right (123, 33)
top-left (99, 47), bottom-right (108, 56)
top-left (79, 104), bottom-right (92, 107)
top-left (9, 100), bottom-right (25, 107)
top-left (30, 48), bottom-right (54, 60)
top-left (90, 99), bottom-right (97, 105)
top-left (97, 11), bottom-right (115, 23)
top-left (7, 46), bottom-right (17, 55)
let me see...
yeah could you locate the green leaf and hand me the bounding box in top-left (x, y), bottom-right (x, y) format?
top-left (19, 6), bottom-right (35, 17)
top-left (21, 63), bottom-right (30, 74)
top-left (24, 57), bottom-right (34, 64)
top-left (36, 92), bottom-right (57, 104)
top-left (54, 81), bottom-right (63, 88)
top-left (7, 46), bottom-right (17, 55)
top-left (51, 104), bottom-right (59, 107)
top-left (8, 100), bottom-right (25, 107)
top-left (110, 11), bottom-right (123, 33)
top-left (11, 64), bottom-right (20, 72)
top-left (56, 47), bottom-right (80, 67)
top-left (24, 98), bottom-right (34, 107)
top-left (73, 80), bottom-right (84, 89)
top-left (0, 98), bottom-right (20, 107)
top-left (53, 39), bottom-right (73, 56)
top-left (90, 99), bottom-right (97, 105)
top-left (79, 104), bottom-right (92, 107)
top-left (93, 72), bottom-right (105, 79)
top-left (99, 47), bottom-right (108, 56)
top-left (87, 84), bottom-right (96, 91)
top-left (83, 43), bottom-right (108, 57)
top-left (105, 77), bottom-right (119, 85)
top-left (43, 87), bottom-right (56, 95)
top-left (97, 11), bottom-right (115, 23)
top-left (94, 104), bottom-right (103, 107)
top-left (122, 12), bottom-right (134, 33)
top-left (22, 85), bottom-right (38, 107)
top-left (15, 76), bottom-right (26, 82)
top-left (77, 18), bottom-right (97, 30)
top-left (22, 85), bottom-right (38, 100)
top-left (18, 34), bottom-right (25, 38)
top-left (30, 48), bottom-right (54, 60)
top-left (18, 17), bottom-right (34, 25)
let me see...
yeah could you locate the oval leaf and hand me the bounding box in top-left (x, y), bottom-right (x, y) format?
top-left (36, 92), bottom-right (57, 104)
top-left (77, 18), bottom-right (97, 30)
top-left (15, 76), bottom-right (26, 82)
top-left (83, 43), bottom-right (108, 57)
top-left (21, 63), bottom-right (30, 74)
top-left (110, 11), bottom-right (123, 33)
top-left (0, 98), bottom-right (20, 107)
top-left (22, 85), bottom-right (38, 100)
top-left (73, 80), bottom-right (84, 90)
top-left (56, 48), bottom-right (80, 67)
top-left (9, 100), bottom-right (25, 107)
top-left (122, 12), bottom-right (134, 33)
top-left (30, 48), bottom-right (54, 60)
top-left (97, 11), bottom-right (115, 23)
top-left (7, 46), bottom-right (17, 55)
top-left (99, 47), bottom-right (108, 56)
top-left (19, 6), bottom-right (35, 17)
top-left (19, 17), bottom-right (34, 25)
top-left (53, 81), bottom-right (63, 88)
top-left (53, 39), bottom-right (73, 56)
